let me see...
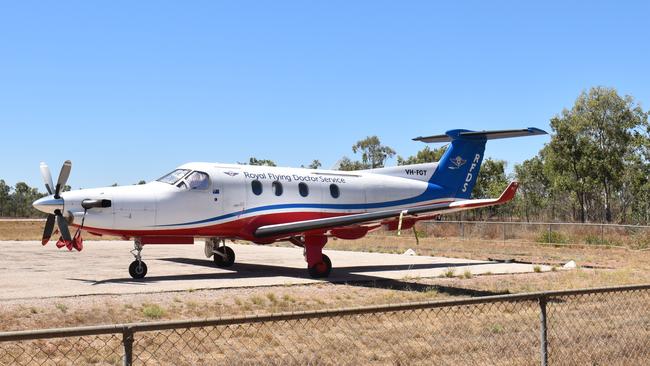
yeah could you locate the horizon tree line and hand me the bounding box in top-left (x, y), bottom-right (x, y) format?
top-left (2, 86), bottom-right (648, 224)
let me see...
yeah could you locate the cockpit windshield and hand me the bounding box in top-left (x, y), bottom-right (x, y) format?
top-left (157, 169), bottom-right (190, 185)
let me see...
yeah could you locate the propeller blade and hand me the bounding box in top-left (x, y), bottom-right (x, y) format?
top-left (55, 211), bottom-right (72, 242)
top-left (39, 163), bottom-right (55, 195)
top-left (54, 160), bottom-right (72, 198)
top-left (42, 214), bottom-right (56, 245)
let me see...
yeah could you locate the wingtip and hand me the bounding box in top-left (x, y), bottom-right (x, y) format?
top-left (500, 181), bottom-right (519, 201)
top-left (527, 127), bottom-right (549, 135)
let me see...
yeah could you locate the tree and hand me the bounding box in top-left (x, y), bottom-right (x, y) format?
top-left (336, 157), bottom-right (367, 171)
top-left (0, 180), bottom-right (10, 217)
top-left (545, 87), bottom-right (648, 222)
top-left (137, 180), bottom-right (147, 185)
top-left (248, 157), bottom-right (277, 167)
top-left (397, 146), bottom-right (446, 165)
top-left (514, 156), bottom-right (551, 222)
top-left (302, 160), bottom-right (321, 169)
top-left (10, 182), bottom-right (44, 217)
top-left (351, 136), bottom-right (396, 169)
top-left (337, 136), bottom-right (396, 171)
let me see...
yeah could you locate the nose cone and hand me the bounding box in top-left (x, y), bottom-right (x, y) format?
top-left (33, 196), bottom-right (64, 215)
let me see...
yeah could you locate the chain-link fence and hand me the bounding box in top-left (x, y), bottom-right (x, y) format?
top-left (2, 285), bottom-right (650, 365)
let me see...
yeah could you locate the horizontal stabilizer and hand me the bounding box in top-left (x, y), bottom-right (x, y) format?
top-left (413, 127), bottom-right (547, 143)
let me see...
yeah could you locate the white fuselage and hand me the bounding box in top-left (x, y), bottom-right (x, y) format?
top-left (57, 162), bottom-right (448, 241)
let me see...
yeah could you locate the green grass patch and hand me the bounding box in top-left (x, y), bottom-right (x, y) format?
top-left (142, 304), bottom-right (165, 319)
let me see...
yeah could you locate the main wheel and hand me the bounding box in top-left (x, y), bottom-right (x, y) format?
top-left (129, 260), bottom-right (148, 279)
top-left (308, 254), bottom-right (331, 278)
top-left (213, 246), bottom-right (235, 267)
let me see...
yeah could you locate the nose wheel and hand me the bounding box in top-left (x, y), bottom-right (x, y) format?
top-left (129, 260), bottom-right (148, 279)
top-left (128, 240), bottom-right (147, 279)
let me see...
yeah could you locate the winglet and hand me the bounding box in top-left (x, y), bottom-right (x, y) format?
top-left (498, 181), bottom-right (519, 203)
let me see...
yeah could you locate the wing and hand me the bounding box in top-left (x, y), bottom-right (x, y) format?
top-left (254, 182), bottom-right (519, 238)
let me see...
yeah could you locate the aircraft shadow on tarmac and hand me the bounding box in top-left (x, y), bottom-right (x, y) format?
top-left (72, 258), bottom-right (508, 296)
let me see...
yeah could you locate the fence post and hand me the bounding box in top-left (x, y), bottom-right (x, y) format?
top-left (503, 222), bottom-right (506, 244)
top-left (547, 224), bottom-right (552, 244)
top-left (539, 295), bottom-right (548, 366)
top-left (460, 221), bottom-right (464, 240)
top-left (123, 326), bottom-right (134, 366)
top-left (600, 224), bottom-right (604, 243)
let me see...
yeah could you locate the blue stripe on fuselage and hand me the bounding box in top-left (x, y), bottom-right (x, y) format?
top-left (155, 182), bottom-right (450, 227)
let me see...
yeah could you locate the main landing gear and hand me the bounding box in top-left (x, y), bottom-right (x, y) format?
top-left (205, 238), bottom-right (236, 267)
top-left (292, 235), bottom-right (332, 279)
top-left (129, 240), bottom-right (147, 279)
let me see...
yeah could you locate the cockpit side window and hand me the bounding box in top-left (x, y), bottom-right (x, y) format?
top-left (185, 171), bottom-right (210, 190)
top-left (157, 169), bottom-right (191, 185)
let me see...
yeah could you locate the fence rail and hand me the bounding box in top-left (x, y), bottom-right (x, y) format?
top-left (407, 220), bottom-right (650, 249)
top-left (2, 284), bottom-right (650, 365)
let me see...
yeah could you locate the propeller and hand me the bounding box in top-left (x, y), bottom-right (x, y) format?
top-left (38, 161), bottom-right (72, 245)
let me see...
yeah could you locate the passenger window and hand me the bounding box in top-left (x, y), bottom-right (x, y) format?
top-left (329, 184), bottom-right (340, 198)
top-left (298, 182), bottom-right (309, 197)
top-left (272, 181), bottom-right (283, 196)
top-left (186, 171), bottom-right (210, 190)
top-left (251, 180), bottom-right (263, 195)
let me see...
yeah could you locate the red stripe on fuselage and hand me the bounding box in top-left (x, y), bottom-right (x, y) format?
top-left (75, 199), bottom-right (455, 241)
top-left (76, 211), bottom-right (352, 241)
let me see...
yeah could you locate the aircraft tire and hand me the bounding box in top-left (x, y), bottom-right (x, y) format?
top-left (308, 254), bottom-right (331, 278)
top-left (213, 246), bottom-right (235, 267)
top-left (129, 260), bottom-right (148, 279)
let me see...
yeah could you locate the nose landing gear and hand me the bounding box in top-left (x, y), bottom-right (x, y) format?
top-left (128, 240), bottom-right (147, 279)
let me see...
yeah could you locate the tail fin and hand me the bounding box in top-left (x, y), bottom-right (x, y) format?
top-left (414, 128), bottom-right (546, 199)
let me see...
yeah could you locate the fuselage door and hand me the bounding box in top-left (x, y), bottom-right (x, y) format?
top-left (216, 168), bottom-right (245, 219)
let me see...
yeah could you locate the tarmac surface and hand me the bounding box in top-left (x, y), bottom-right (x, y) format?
top-left (0, 241), bottom-right (551, 300)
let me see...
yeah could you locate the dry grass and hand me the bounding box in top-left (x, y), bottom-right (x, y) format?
top-left (2, 287), bottom-right (648, 365)
top-left (329, 230), bottom-right (650, 270)
top-left (0, 220), bottom-right (121, 241)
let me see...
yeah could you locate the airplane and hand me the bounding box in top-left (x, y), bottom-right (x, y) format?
top-left (32, 127), bottom-right (547, 279)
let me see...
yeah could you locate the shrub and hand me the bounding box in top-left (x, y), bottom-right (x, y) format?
top-left (142, 304), bottom-right (165, 319)
top-left (55, 303), bottom-right (68, 313)
top-left (443, 268), bottom-right (456, 278)
top-left (537, 230), bottom-right (566, 244)
top-left (585, 235), bottom-right (610, 246)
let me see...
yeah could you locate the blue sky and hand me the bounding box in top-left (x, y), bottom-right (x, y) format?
top-left (1, 1), bottom-right (648, 189)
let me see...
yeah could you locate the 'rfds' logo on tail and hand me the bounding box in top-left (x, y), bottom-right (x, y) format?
top-left (461, 154), bottom-right (482, 192)
top-left (448, 156), bottom-right (467, 170)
